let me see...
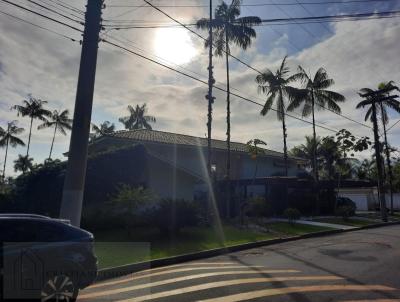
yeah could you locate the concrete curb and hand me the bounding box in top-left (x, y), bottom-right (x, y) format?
top-left (96, 220), bottom-right (400, 281)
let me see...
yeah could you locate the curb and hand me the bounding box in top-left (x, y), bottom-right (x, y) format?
top-left (96, 220), bottom-right (400, 281)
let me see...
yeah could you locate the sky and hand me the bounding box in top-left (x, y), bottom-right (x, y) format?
top-left (0, 0), bottom-right (400, 177)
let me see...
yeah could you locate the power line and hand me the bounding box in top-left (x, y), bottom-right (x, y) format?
top-left (46, 0), bottom-right (84, 15)
top-left (0, 0), bottom-right (84, 32)
top-left (107, 0), bottom-right (398, 8)
top-left (102, 38), bottom-right (341, 134)
top-left (25, 0), bottom-right (84, 24)
top-left (0, 9), bottom-right (80, 42)
top-left (33, 0), bottom-right (84, 19)
top-left (127, 0), bottom-right (373, 130)
top-left (387, 118), bottom-right (400, 132)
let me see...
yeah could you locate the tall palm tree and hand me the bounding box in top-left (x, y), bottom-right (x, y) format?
top-left (38, 109), bottom-right (73, 159)
top-left (119, 104), bottom-right (156, 130)
top-left (287, 67), bottom-right (345, 181)
top-left (0, 121), bottom-right (25, 180)
top-left (197, 0), bottom-right (261, 201)
top-left (377, 81), bottom-right (400, 214)
top-left (12, 96), bottom-right (51, 157)
top-left (255, 56), bottom-right (301, 176)
top-left (14, 154), bottom-right (33, 174)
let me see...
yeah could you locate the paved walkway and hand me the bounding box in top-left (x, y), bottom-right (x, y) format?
top-left (271, 218), bottom-right (356, 230)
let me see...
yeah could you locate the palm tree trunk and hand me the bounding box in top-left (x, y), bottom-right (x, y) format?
top-left (2, 137), bottom-right (9, 181)
top-left (372, 102), bottom-right (387, 222)
top-left (311, 93), bottom-right (319, 181)
top-left (380, 103), bottom-right (394, 215)
top-left (26, 116), bottom-right (33, 157)
top-left (225, 34), bottom-right (231, 219)
top-left (279, 90), bottom-right (288, 176)
top-left (49, 122), bottom-right (58, 160)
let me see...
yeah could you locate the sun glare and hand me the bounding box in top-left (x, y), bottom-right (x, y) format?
top-left (153, 28), bottom-right (197, 65)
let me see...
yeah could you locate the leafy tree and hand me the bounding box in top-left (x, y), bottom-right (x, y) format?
top-left (246, 138), bottom-right (267, 182)
top-left (14, 154), bottom-right (34, 174)
top-left (290, 135), bottom-right (321, 175)
top-left (197, 0), bottom-right (261, 191)
top-left (256, 56), bottom-right (301, 176)
top-left (0, 121), bottom-right (25, 180)
top-left (91, 121), bottom-right (115, 140)
top-left (119, 104), bottom-right (155, 130)
top-left (38, 109), bottom-right (72, 159)
top-left (12, 96), bottom-right (51, 157)
top-left (288, 67), bottom-right (345, 180)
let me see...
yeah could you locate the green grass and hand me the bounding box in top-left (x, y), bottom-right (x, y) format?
top-left (265, 222), bottom-right (333, 236)
top-left (313, 217), bottom-right (375, 227)
top-left (93, 222), bottom-right (332, 269)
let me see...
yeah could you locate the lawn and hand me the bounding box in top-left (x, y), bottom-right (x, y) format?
top-left (313, 217), bottom-right (375, 227)
top-left (93, 222), bottom-right (331, 269)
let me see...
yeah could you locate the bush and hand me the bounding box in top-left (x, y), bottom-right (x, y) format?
top-left (336, 205), bottom-right (355, 221)
top-left (246, 196), bottom-right (272, 218)
top-left (284, 208), bottom-right (301, 225)
top-left (144, 199), bottom-right (200, 236)
top-left (336, 197), bottom-right (356, 216)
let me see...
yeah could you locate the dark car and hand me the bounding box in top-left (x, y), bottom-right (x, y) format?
top-left (0, 214), bottom-right (97, 301)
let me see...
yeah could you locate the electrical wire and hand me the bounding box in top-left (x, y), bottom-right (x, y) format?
top-left (25, 0), bottom-right (83, 24)
top-left (0, 0), bottom-right (84, 32)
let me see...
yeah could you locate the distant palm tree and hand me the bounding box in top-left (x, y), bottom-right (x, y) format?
top-left (12, 96), bottom-right (51, 157)
top-left (288, 67), bottom-right (345, 181)
top-left (92, 121), bottom-right (116, 138)
top-left (255, 56), bottom-right (301, 176)
top-left (246, 138), bottom-right (267, 182)
top-left (14, 154), bottom-right (33, 174)
top-left (197, 0), bottom-right (261, 190)
top-left (290, 135), bottom-right (321, 174)
top-left (119, 104), bottom-right (156, 130)
top-left (0, 121), bottom-right (25, 180)
top-left (38, 109), bottom-right (72, 159)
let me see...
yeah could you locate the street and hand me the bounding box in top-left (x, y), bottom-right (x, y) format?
top-left (78, 225), bottom-right (400, 302)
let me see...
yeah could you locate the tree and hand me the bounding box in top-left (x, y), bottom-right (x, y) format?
top-left (377, 81), bottom-right (400, 214)
top-left (290, 135), bottom-right (321, 175)
top-left (12, 96), bottom-right (51, 157)
top-left (119, 104), bottom-right (155, 130)
top-left (288, 67), bottom-right (345, 181)
top-left (255, 56), bottom-right (301, 176)
top-left (197, 0), bottom-right (261, 211)
top-left (246, 138), bottom-right (267, 183)
top-left (0, 121), bottom-right (25, 180)
top-left (38, 109), bottom-right (72, 159)
top-left (14, 154), bottom-right (34, 174)
top-left (91, 121), bottom-right (115, 140)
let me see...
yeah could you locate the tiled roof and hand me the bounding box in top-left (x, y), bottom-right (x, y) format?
top-left (106, 129), bottom-right (302, 160)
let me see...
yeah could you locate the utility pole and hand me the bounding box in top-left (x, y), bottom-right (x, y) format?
top-left (59, 0), bottom-right (103, 227)
top-left (360, 87), bottom-right (399, 222)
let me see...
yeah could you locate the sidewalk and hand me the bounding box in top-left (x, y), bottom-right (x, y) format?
top-left (271, 218), bottom-right (356, 230)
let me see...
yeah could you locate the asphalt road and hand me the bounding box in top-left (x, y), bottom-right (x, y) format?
top-left (78, 225), bottom-right (400, 302)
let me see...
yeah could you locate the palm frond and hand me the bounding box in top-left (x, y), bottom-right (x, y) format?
top-left (260, 93), bottom-right (275, 116)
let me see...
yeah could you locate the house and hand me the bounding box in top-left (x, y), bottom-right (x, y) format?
top-left (88, 129), bottom-right (307, 201)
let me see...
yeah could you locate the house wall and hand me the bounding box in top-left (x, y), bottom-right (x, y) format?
top-left (147, 156), bottom-right (199, 200)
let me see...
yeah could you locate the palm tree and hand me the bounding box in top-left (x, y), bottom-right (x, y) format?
top-left (288, 67), bottom-right (345, 181)
top-left (255, 56), bottom-right (301, 176)
top-left (290, 135), bottom-right (321, 175)
top-left (14, 154), bottom-right (33, 174)
top-left (197, 0), bottom-right (261, 202)
top-left (246, 139), bottom-right (267, 183)
top-left (377, 81), bottom-right (400, 214)
top-left (0, 121), bottom-right (25, 180)
top-left (119, 104), bottom-right (156, 130)
top-left (38, 109), bottom-right (72, 159)
top-left (12, 96), bottom-right (51, 157)
top-left (92, 121), bottom-right (115, 137)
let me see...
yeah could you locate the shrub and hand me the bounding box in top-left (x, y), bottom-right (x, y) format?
top-left (144, 199), bottom-right (200, 236)
top-left (246, 196), bottom-right (272, 218)
top-left (284, 208), bottom-right (301, 225)
top-left (336, 205), bottom-right (355, 221)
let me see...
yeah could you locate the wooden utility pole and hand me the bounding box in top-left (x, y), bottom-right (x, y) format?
top-left (360, 87), bottom-right (399, 222)
top-left (60, 0), bottom-right (103, 226)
